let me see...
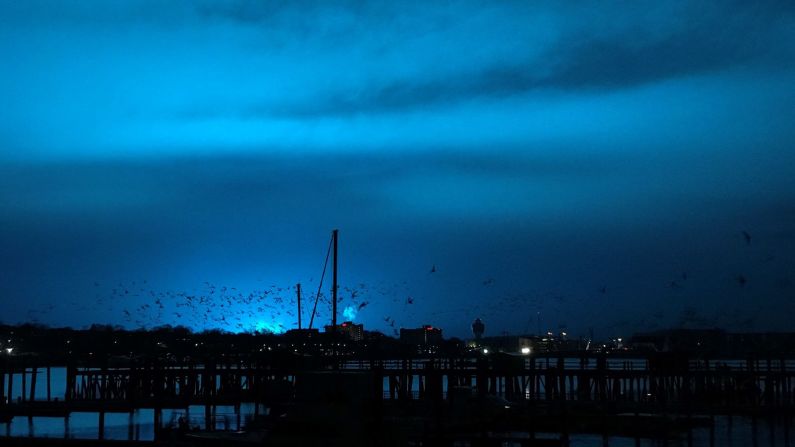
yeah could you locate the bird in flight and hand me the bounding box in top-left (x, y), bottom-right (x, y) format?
top-left (429, 265), bottom-right (437, 273)
top-left (742, 231), bottom-right (752, 245)
top-left (736, 274), bottom-right (748, 288)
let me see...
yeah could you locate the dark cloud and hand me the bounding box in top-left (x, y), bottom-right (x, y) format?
top-left (545, 2), bottom-right (795, 88)
top-left (236, 2), bottom-right (795, 119)
top-left (0, 149), bottom-right (622, 218)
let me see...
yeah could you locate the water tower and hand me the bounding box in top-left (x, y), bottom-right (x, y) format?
top-left (472, 318), bottom-right (485, 341)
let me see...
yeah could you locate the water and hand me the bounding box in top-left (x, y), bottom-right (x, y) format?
top-left (567, 415), bottom-right (793, 446)
top-left (4, 407), bottom-right (794, 445)
top-left (2, 404), bottom-right (258, 440)
top-left (481, 416), bottom-right (794, 446)
top-left (3, 367), bottom-right (67, 403)
top-left (2, 367), bottom-right (256, 440)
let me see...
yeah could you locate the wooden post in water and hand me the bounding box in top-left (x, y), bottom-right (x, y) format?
top-left (0, 361), bottom-right (5, 406)
top-left (153, 408), bottom-right (161, 440)
top-left (46, 366), bottom-right (51, 402)
top-left (708, 414), bottom-right (715, 447)
top-left (751, 414), bottom-right (758, 445)
top-left (29, 366), bottom-right (37, 401)
top-left (98, 410), bottom-right (105, 440)
top-left (204, 361), bottom-right (213, 431)
top-left (128, 411), bottom-right (134, 441)
top-left (21, 363), bottom-right (26, 403)
top-left (597, 356), bottom-right (607, 402)
top-left (7, 371), bottom-right (13, 405)
top-left (252, 359), bottom-right (259, 418)
top-left (65, 362), bottom-right (74, 403)
top-left (557, 357), bottom-right (566, 400)
top-left (100, 363), bottom-right (108, 403)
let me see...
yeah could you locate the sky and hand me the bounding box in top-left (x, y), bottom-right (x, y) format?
top-left (1, 0), bottom-right (794, 338)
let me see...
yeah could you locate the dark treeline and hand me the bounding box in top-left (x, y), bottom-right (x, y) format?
top-left (1, 322), bottom-right (262, 361)
top-left (5, 323), bottom-right (795, 364)
top-left (0, 323), bottom-right (466, 362)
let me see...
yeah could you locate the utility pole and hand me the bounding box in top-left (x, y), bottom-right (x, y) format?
top-left (296, 283), bottom-right (302, 330)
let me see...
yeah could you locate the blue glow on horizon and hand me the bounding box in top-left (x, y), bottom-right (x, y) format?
top-left (254, 320), bottom-right (285, 335)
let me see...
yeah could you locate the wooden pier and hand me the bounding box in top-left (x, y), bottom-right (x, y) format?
top-left (2, 352), bottom-right (795, 443)
top-left (3, 353), bottom-right (795, 413)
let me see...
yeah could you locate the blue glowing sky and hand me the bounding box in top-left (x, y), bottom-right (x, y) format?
top-left (1, 1), bottom-right (794, 338)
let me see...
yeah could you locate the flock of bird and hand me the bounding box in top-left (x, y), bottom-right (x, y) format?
top-left (20, 229), bottom-right (791, 336)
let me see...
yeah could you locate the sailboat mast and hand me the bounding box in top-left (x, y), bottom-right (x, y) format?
top-left (331, 229), bottom-right (338, 330)
top-left (296, 283), bottom-right (302, 330)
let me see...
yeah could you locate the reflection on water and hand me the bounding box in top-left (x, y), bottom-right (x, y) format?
top-left (2, 404), bottom-right (258, 441)
top-left (569, 416), bottom-right (793, 446)
top-left (3, 412), bottom-right (793, 445)
top-left (4, 367), bottom-right (67, 402)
